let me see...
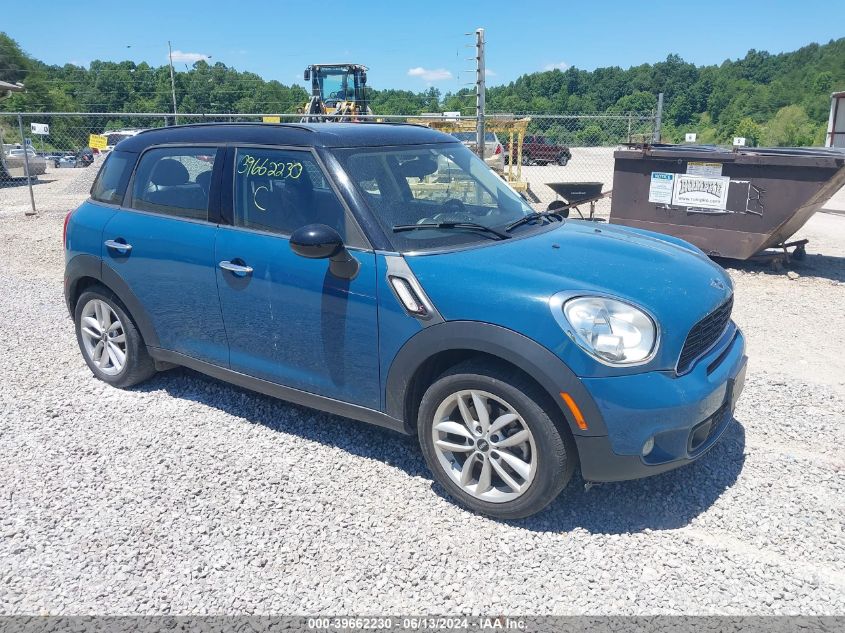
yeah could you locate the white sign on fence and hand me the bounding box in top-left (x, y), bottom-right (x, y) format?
top-left (685, 133), bottom-right (697, 143)
top-left (733, 136), bottom-right (746, 146)
top-left (672, 174), bottom-right (730, 210)
top-left (30, 122), bottom-right (49, 135)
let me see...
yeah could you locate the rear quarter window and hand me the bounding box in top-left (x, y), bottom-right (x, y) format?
top-left (90, 150), bottom-right (134, 205)
top-left (130, 147), bottom-right (218, 221)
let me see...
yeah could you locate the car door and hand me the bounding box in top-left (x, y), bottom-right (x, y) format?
top-left (101, 146), bottom-right (229, 366)
top-left (215, 146), bottom-right (380, 408)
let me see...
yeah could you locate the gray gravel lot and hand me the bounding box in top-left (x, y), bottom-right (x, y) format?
top-left (0, 164), bottom-right (844, 615)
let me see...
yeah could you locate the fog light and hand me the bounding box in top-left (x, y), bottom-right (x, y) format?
top-left (642, 436), bottom-right (655, 457)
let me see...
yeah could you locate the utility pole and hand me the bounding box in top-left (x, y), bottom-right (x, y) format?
top-left (653, 92), bottom-right (664, 144)
top-left (475, 28), bottom-right (486, 160)
top-left (168, 41), bottom-right (178, 125)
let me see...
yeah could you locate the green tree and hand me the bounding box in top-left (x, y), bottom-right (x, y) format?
top-left (763, 105), bottom-right (817, 146)
top-left (734, 117), bottom-right (763, 146)
top-left (1, 31), bottom-right (845, 147)
top-left (0, 32), bottom-right (29, 84)
top-left (610, 91), bottom-right (656, 113)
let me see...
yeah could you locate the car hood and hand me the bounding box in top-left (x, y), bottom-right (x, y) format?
top-left (405, 220), bottom-right (734, 376)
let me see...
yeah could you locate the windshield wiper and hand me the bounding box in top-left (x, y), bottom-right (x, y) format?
top-left (504, 211), bottom-right (564, 233)
top-left (392, 222), bottom-right (511, 240)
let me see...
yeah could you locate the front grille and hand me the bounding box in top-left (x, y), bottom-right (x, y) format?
top-left (677, 295), bottom-right (733, 373)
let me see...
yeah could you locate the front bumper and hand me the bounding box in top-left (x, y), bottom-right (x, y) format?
top-left (574, 325), bottom-right (747, 482)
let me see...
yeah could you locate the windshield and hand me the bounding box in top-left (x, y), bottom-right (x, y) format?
top-left (334, 143), bottom-right (544, 252)
top-left (317, 70), bottom-right (349, 102)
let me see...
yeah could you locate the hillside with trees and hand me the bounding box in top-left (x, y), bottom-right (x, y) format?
top-left (2, 32), bottom-right (844, 146)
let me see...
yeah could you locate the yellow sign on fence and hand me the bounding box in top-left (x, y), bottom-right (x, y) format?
top-left (262, 116), bottom-right (281, 124)
top-left (88, 134), bottom-right (108, 150)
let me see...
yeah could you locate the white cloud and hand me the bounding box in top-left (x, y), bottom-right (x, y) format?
top-left (543, 61), bottom-right (570, 71)
top-left (407, 67), bottom-right (453, 82)
top-left (485, 69), bottom-right (497, 77)
top-left (169, 50), bottom-right (211, 64)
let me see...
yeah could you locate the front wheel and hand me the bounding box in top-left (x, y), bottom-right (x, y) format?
top-left (74, 287), bottom-right (156, 388)
top-left (557, 154), bottom-right (570, 166)
top-left (417, 361), bottom-right (576, 519)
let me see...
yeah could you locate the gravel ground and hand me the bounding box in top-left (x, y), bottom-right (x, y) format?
top-left (0, 165), bottom-right (844, 615)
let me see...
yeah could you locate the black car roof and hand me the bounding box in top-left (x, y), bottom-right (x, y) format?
top-left (116, 122), bottom-right (457, 152)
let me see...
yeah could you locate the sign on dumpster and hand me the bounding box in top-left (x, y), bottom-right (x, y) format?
top-left (648, 172), bottom-right (675, 204)
top-left (672, 174), bottom-right (730, 210)
top-left (687, 161), bottom-right (722, 177)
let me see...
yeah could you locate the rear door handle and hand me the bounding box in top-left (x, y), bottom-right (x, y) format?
top-left (219, 260), bottom-right (254, 275)
top-left (104, 239), bottom-right (132, 253)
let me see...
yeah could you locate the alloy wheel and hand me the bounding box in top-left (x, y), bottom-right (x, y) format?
top-left (431, 389), bottom-right (537, 503)
top-left (79, 299), bottom-right (127, 376)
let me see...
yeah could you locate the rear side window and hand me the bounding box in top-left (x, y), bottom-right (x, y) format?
top-left (130, 147), bottom-right (218, 221)
top-left (90, 150), bottom-right (133, 205)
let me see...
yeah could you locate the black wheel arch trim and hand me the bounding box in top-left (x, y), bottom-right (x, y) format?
top-left (385, 320), bottom-right (608, 437)
top-left (64, 255), bottom-right (161, 348)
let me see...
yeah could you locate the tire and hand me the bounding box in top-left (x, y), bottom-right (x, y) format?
top-left (74, 286), bottom-right (156, 388)
top-left (521, 154), bottom-right (533, 166)
top-left (417, 360), bottom-right (576, 519)
top-left (557, 154), bottom-right (570, 167)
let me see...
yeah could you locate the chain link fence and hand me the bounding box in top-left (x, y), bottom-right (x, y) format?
top-left (484, 112), bottom-right (657, 218)
top-left (0, 111), bottom-right (657, 215)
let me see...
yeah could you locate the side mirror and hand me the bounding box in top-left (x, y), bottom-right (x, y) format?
top-left (360, 71), bottom-right (367, 85)
top-left (304, 69), bottom-right (311, 81)
top-left (290, 224), bottom-right (359, 280)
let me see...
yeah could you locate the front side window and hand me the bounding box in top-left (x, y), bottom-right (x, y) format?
top-left (233, 147), bottom-right (348, 239)
top-left (131, 147), bottom-right (218, 220)
top-left (334, 143), bottom-right (541, 252)
top-left (91, 150), bottom-right (133, 205)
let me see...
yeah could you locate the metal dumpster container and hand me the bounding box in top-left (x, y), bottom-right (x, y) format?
top-left (609, 145), bottom-right (845, 259)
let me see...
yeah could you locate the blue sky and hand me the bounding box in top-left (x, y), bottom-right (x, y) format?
top-left (5, 0), bottom-right (844, 92)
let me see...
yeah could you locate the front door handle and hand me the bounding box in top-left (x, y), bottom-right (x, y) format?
top-left (104, 239), bottom-right (132, 253)
top-left (219, 260), bottom-right (254, 275)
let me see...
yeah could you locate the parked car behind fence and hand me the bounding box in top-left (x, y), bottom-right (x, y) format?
top-left (511, 135), bottom-right (572, 166)
top-left (450, 131), bottom-right (505, 172)
top-left (2, 146), bottom-right (47, 178)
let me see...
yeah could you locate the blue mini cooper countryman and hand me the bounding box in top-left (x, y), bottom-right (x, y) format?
top-left (64, 123), bottom-right (747, 519)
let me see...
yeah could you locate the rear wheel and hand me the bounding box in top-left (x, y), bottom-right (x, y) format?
top-left (74, 287), bottom-right (156, 388)
top-left (557, 153), bottom-right (570, 166)
top-left (418, 361), bottom-right (576, 519)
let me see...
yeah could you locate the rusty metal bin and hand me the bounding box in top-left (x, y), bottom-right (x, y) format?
top-left (609, 145), bottom-right (845, 259)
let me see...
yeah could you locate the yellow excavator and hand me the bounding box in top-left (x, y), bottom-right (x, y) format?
top-left (299, 63), bottom-right (372, 122)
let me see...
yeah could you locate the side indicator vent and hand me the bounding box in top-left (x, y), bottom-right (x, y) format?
top-left (389, 275), bottom-right (429, 318)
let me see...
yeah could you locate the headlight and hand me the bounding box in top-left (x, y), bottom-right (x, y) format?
top-left (561, 296), bottom-right (657, 365)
